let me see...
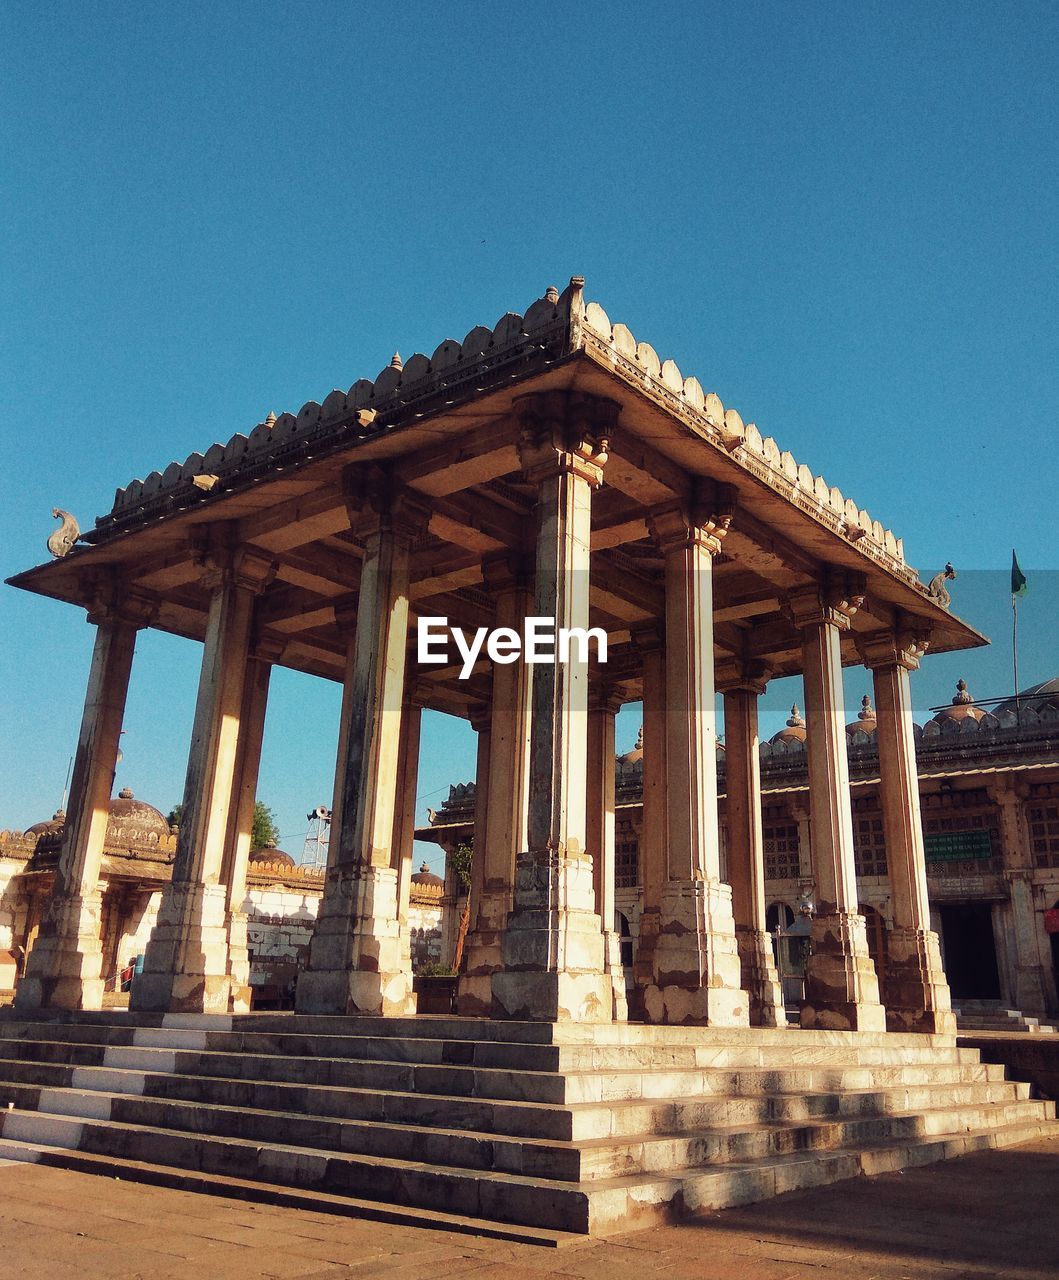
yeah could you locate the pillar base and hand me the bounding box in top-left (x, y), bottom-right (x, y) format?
top-left (736, 926), bottom-right (787, 1028)
top-left (225, 911), bottom-right (252, 1014)
top-left (457, 890), bottom-right (509, 1016)
top-left (602, 928), bottom-right (629, 1021)
top-left (800, 910), bottom-right (887, 1032)
top-left (640, 880), bottom-right (750, 1026)
top-left (130, 883), bottom-right (234, 1015)
top-left (14, 893), bottom-right (106, 1013)
top-left (883, 926), bottom-right (957, 1034)
top-left (295, 864), bottom-right (414, 1016)
top-left (491, 852), bottom-right (612, 1023)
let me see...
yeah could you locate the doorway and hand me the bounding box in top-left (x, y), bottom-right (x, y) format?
top-left (938, 903), bottom-right (1001, 1000)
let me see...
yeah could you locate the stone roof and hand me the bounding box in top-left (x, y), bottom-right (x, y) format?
top-left (93, 278), bottom-right (912, 582)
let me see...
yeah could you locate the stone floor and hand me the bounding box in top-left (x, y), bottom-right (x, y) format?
top-left (1, 1136), bottom-right (1057, 1279)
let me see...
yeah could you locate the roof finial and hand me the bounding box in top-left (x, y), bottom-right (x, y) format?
top-left (118, 787), bottom-right (134, 799)
top-left (545, 285), bottom-right (559, 304)
top-left (635, 725), bottom-right (643, 749)
top-left (787, 703), bottom-right (805, 728)
top-left (953, 678), bottom-right (972, 706)
top-left (390, 352), bottom-right (404, 370)
top-left (859, 694), bottom-right (876, 722)
top-left (264, 411), bottom-right (277, 428)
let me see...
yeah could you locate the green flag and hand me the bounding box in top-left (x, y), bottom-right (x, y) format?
top-left (1011, 549), bottom-right (1028, 598)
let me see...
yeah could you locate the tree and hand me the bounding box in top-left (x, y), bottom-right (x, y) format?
top-left (166, 800), bottom-right (279, 850)
top-left (450, 839), bottom-right (474, 972)
top-left (251, 802), bottom-right (279, 850)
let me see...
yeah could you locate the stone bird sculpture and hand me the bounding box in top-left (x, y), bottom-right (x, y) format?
top-left (47, 508), bottom-right (80, 559)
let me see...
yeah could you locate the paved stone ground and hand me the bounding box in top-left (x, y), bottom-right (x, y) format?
top-left (0, 1138), bottom-right (1056, 1279)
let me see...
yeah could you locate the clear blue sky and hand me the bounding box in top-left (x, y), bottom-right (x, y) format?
top-left (2, 3), bottom-right (1056, 868)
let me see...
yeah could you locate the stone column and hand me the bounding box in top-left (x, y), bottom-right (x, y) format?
top-left (587, 685), bottom-right (629, 1020)
top-left (631, 628), bottom-right (667, 1000)
top-left (788, 581), bottom-right (885, 1032)
top-left (458, 561), bottom-right (532, 1015)
top-left (491, 391), bottom-right (617, 1022)
top-left (219, 638), bottom-right (280, 1013)
top-left (719, 663), bottom-right (787, 1027)
top-left (991, 779), bottom-right (1050, 1015)
top-left (132, 546), bottom-right (275, 1013)
top-left (16, 591), bottom-right (153, 1012)
top-left (860, 631), bottom-right (955, 1034)
top-left (640, 488), bottom-right (749, 1026)
top-left (393, 688), bottom-right (425, 973)
top-left (296, 481), bottom-right (430, 1015)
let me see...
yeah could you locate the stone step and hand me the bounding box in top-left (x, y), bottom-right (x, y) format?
top-left (0, 1037), bottom-right (998, 1107)
top-left (0, 1137), bottom-right (578, 1247)
top-left (581, 1118), bottom-right (1059, 1234)
top-left (0, 1099), bottom-right (1053, 1238)
top-left (0, 1010), bottom-right (961, 1051)
top-left (2, 1069), bottom-right (1048, 1185)
top-left (0, 1019), bottom-right (976, 1070)
top-left (0, 1055), bottom-right (1029, 1144)
top-left (0, 1106), bottom-right (595, 1232)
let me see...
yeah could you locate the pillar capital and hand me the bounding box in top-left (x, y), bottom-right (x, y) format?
top-left (856, 623), bottom-right (931, 671)
top-left (630, 623), bottom-right (664, 655)
top-left (85, 584), bottom-right (158, 630)
top-left (481, 551), bottom-right (533, 596)
top-left (588, 682), bottom-right (625, 716)
top-left (787, 570), bottom-right (867, 632)
top-left (250, 632), bottom-right (287, 665)
top-left (190, 539), bottom-right (276, 596)
top-left (646, 480), bottom-right (736, 556)
top-left (715, 658), bottom-right (773, 696)
top-left (468, 701), bottom-right (491, 733)
top-left (515, 390), bottom-right (619, 487)
top-left (341, 464), bottom-right (433, 541)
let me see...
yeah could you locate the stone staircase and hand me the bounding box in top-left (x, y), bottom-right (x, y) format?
top-left (0, 1012), bottom-right (1053, 1243)
top-left (953, 1001), bottom-right (1058, 1034)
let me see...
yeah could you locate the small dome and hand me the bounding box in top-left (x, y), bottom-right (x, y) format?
top-left (618, 726), bottom-right (644, 766)
top-left (932, 678), bottom-right (987, 725)
top-left (411, 861), bottom-right (444, 888)
top-left (847, 694), bottom-right (877, 738)
top-left (249, 842), bottom-right (296, 868)
top-left (25, 809), bottom-right (65, 836)
top-left (106, 790), bottom-right (172, 841)
top-left (993, 677), bottom-right (1059, 719)
top-left (772, 704), bottom-right (807, 745)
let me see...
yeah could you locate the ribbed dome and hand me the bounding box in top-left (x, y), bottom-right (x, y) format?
top-left (932, 678), bottom-right (987, 724)
top-left (994, 678), bottom-right (1059, 718)
top-left (618, 726), bottom-right (644, 766)
top-left (772, 704), bottom-right (807, 745)
top-left (411, 861), bottom-right (444, 888)
top-left (249, 843), bottom-right (296, 867)
top-left (847, 694), bottom-right (877, 737)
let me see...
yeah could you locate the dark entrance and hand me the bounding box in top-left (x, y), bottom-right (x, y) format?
top-left (938, 903), bottom-right (1001, 1000)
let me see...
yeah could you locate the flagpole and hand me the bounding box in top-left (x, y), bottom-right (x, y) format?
top-left (1012, 590), bottom-right (1020, 724)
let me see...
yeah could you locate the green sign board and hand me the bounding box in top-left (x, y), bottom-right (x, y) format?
top-left (924, 829), bottom-right (994, 863)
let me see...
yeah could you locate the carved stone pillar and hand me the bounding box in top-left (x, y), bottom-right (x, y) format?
top-left (639, 487), bottom-right (749, 1026)
top-left (991, 779), bottom-right (1050, 1015)
top-left (219, 636), bottom-right (281, 1013)
top-left (458, 562), bottom-right (532, 1015)
top-left (718, 662), bottom-right (787, 1028)
top-left (631, 628), bottom-right (667, 1002)
top-left (860, 630), bottom-right (955, 1034)
top-left (587, 685), bottom-right (629, 1021)
top-left (789, 580), bottom-right (885, 1032)
top-left (491, 391), bottom-right (617, 1022)
top-left (391, 680), bottom-right (427, 976)
top-left (132, 545), bottom-right (274, 1013)
top-left (16, 589), bottom-right (153, 1012)
top-left (296, 479), bottom-right (429, 1016)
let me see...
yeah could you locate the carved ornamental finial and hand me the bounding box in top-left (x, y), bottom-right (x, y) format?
top-left (927, 562), bottom-right (956, 609)
top-left (545, 285), bottom-right (559, 303)
top-left (47, 508), bottom-right (80, 559)
top-left (858, 694), bottom-right (876, 722)
top-left (389, 352), bottom-right (404, 370)
top-left (264, 411), bottom-right (277, 428)
top-left (953, 678), bottom-right (973, 706)
top-left (118, 787), bottom-right (134, 799)
top-left (787, 703), bottom-right (805, 728)
top-left (635, 725), bottom-right (643, 749)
